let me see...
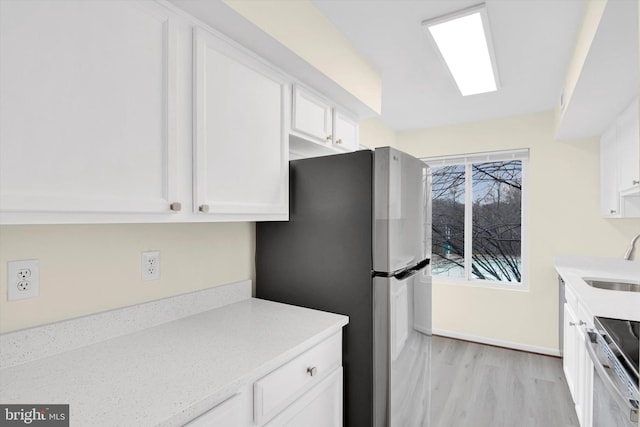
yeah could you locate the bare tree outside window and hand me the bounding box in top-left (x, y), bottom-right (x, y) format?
top-left (431, 160), bottom-right (522, 283)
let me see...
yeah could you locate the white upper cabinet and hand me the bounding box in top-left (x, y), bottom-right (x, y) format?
top-left (0, 0), bottom-right (179, 216)
top-left (0, 0), bottom-right (368, 223)
top-left (0, 0), bottom-right (299, 224)
top-left (290, 86), bottom-right (359, 159)
top-left (292, 86), bottom-right (333, 145)
top-left (616, 99), bottom-right (640, 194)
top-left (600, 125), bottom-right (620, 218)
top-left (600, 98), bottom-right (640, 218)
top-left (332, 109), bottom-right (359, 152)
top-left (193, 27), bottom-right (289, 219)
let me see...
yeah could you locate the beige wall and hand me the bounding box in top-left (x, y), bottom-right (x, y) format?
top-left (358, 117), bottom-right (398, 149)
top-left (0, 223), bottom-right (255, 333)
top-left (223, 0), bottom-right (382, 114)
top-left (397, 110), bottom-right (640, 351)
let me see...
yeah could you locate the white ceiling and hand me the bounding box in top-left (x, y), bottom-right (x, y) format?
top-left (311, 0), bottom-right (587, 131)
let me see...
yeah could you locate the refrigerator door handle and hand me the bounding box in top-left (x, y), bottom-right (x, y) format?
top-left (394, 258), bottom-right (430, 280)
top-left (394, 267), bottom-right (419, 281)
top-left (372, 258), bottom-right (430, 279)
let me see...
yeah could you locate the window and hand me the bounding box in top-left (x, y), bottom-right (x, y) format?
top-left (424, 150), bottom-right (528, 287)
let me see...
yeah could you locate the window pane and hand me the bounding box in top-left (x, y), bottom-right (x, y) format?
top-left (471, 160), bottom-right (522, 282)
top-left (431, 165), bottom-right (465, 278)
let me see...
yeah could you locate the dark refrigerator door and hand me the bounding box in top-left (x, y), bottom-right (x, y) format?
top-left (256, 150), bottom-right (374, 427)
top-left (374, 147), bottom-right (431, 274)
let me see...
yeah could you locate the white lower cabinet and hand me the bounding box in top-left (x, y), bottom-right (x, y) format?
top-left (266, 367), bottom-right (343, 427)
top-left (254, 332), bottom-right (343, 426)
top-left (562, 285), bottom-right (594, 427)
top-left (185, 331), bottom-right (344, 427)
top-left (563, 304), bottom-right (579, 400)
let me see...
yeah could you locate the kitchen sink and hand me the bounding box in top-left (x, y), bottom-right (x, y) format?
top-left (583, 278), bottom-right (640, 292)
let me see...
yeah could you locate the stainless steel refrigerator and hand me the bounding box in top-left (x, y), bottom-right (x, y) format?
top-left (256, 147), bottom-right (432, 426)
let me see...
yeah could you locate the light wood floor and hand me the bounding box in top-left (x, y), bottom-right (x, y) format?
top-left (431, 335), bottom-right (579, 427)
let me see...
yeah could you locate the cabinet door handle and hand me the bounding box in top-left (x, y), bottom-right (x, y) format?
top-left (169, 202), bottom-right (182, 212)
top-left (306, 366), bottom-right (317, 377)
top-left (336, 139), bottom-right (342, 145)
top-left (633, 180), bottom-right (640, 185)
top-left (610, 209), bottom-right (617, 214)
top-left (326, 135), bottom-right (332, 141)
top-left (569, 321), bottom-right (586, 326)
top-left (199, 204), bottom-right (210, 213)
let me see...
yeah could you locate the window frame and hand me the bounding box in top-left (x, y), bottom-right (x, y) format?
top-left (423, 149), bottom-right (529, 290)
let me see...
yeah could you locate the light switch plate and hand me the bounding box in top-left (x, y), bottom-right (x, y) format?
top-left (7, 259), bottom-right (40, 301)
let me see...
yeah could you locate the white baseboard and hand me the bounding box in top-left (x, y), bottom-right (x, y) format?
top-left (432, 328), bottom-right (561, 357)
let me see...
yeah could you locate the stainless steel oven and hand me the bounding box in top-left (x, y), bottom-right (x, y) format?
top-left (586, 317), bottom-right (639, 426)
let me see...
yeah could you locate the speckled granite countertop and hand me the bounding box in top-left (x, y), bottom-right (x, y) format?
top-left (555, 255), bottom-right (640, 322)
top-left (0, 293), bottom-right (348, 426)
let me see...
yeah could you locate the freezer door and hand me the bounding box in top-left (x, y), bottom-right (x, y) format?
top-left (374, 147), bottom-right (431, 273)
top-left (373, 269), bottom-right (432, 427)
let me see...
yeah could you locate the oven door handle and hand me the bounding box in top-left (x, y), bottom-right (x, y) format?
top-left (585, 334), bottom-right (639, 423)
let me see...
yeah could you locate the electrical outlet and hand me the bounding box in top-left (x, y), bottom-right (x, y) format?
top-left (141, 251), bottom-right (160, 281)
top-left (7, 259), bottom-right (39, 301)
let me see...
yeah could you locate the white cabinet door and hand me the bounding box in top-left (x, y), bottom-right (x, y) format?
top-left (333, 109), bottom-right (359, 152)
top-left (254, 332), bottom-right (342, 425)
top-left (563, 297), bottom-right (596, 427)
top-left (600, 125), bottom-right (620, 218)
top-left (289, 86), bottom-right (360, 159)
top-left (563, 304), bottom-right (579, 401)
top-left (578, 329), bottom-right (594, 427)
top-left (265, 367), bottom-right (343, 427)
top-left (0, 0), bottom-right (178, 214)
top-left (193, 27), bottom-right (289, 219)
top-left (292, 86), bottom-right (333, 145)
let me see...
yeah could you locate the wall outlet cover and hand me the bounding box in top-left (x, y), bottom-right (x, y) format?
top-left (7, 259), bottom-right (40, 301)
top-left (141, 251), bottom-right (160, 281)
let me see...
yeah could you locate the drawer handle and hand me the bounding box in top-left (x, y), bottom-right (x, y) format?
top-left (569, 321), bottom-right (586, 327)
top-left (306, 366), bottom-right (317, 377)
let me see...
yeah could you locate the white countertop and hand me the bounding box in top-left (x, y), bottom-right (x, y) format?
top-left (555, 255), bottom-right (640, 322)
top-left (0, 298), bottom-right (348, 426)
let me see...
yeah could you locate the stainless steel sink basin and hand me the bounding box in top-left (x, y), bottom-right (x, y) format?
top-left (583, 278), bottom-right (640, 292)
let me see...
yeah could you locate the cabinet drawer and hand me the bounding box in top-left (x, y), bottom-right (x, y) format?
top-left (265, 367), bottom-right (343, 427)
top-left (254, 332), bottom-right (342, 425)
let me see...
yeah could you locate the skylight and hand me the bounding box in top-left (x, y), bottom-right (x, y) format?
top-left (422, 4), bottom-right (499, 96)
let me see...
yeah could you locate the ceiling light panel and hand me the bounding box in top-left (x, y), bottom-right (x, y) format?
top-left (422, 4), bottom-right (499, 96)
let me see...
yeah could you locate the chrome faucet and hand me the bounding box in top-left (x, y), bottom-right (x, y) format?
top-left (623, 233), bottom-right (640, 260)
